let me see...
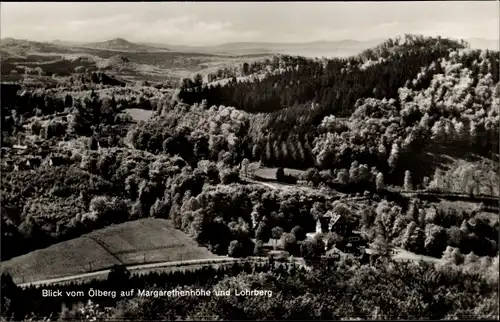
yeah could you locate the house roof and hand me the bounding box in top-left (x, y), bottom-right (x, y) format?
top-left (325, 247), bottom-right (344, 256)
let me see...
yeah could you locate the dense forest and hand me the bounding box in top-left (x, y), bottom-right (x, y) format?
top-left (2, 255), bottom-right (498, 320)
top-left (178, 36), bottom-right (499, 187)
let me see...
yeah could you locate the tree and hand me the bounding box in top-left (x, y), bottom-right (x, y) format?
top-left (1, 272), bottom-right (19, 317)
top-left (378, 143), bottom-right (387, 160)
top-left (401, 221), bottom-right (425, 253)
top-left (241, 158), bottom-right (250, 177)
top-left (301, 239), bottom-right (322, 260)
top-left (310, 202), bottom-right (326, 220)
top-left (193, 73), bottom-right (203, 87)
top-left (372, 236), bottom-right (393, 258)
top-left (255, 222), bottom-right (270, 243)
top-left (131, 200), bottom-right (145, 219)
top-left (460, 219), bottom-right (471, 234)
top-left (252, 144), bottom-right (261, 160)
top-left (276, 167), bottom-right (285, 181)
top-left (89, 196), bottom-right (108, 216)
top-left (392, 215), bottom-right (409, 244)
top-left (446, 226), bottom-right (465, 249)
top-left (376, 172), bottom-right (385, 191)
top-left (361, 207), bottom-right (375, 227)
top-left (31, 121), bottom-right (42, 135)
top-left (219, 168), bottom-right (239, 184)
top-left (271, 226), bottom-right (284, 242)
top-left (464, 251), bottom-right (480, 266)
top-left (442, 246), bottom-right (464, 265)
top-left (349, 161), bottom-right (360, 183)
top-left (242, 62), bottom-right (250, 76)
top-left (424, 224), bottom-right (447, 256)
top-left (90, 136), bottom-right (99, 151)
top-left (228, 240), bottom-right (243, 257)
top-left (181, 78), bottom-right (194, 89)
top-left (279, 233), bottom-right (297, 253)
top-left (431, 120), bottom-right (446, 142)
top-left (190, 211), bottom-right (207, 243)
top-left (291, 225), bottom-right (306, 241)
top-left (107, 265), bottom-right (131, 290)
top-left (254, 240), bottom-right (264, 256)
top-left (404, 170), bottom-right (413, 191)
top-left (387, 143), bottom-right (400, 172)
top-left (324, 232), bottom-right (343, 250)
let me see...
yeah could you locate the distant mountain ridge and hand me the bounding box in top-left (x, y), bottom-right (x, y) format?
top-left (137, 37), bottom-right (499, 56)
top-left (137, 39), bottom-right (385, 57)
top-left (0, 37), bottom-right (500, 58)
top-left (80, 38), bottom-right (169, 53)
top-left (0, 38), bottom-right (77, 57)
top-left (466, 37), bottom-right (499, 50)
top-left (2, 36), bottom-right (496, 57)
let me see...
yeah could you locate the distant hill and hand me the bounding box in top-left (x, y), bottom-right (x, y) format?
top-left (81, 38), bottom-right (169, 53)
top-left (139, 39), bottom-right (385, 57)
top-left (466, 37), bottom-right (499, 50)
top-left (141, 37), bottom-right (499, 56)
top-left (0, 38), bottom-right (76, 56)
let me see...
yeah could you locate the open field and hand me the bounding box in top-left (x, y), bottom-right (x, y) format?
top-left (86, 218), bottom-right (218, 265)
top-left (125, 108), bottom-right (154, 122)
top-left (365, 247), bottom-right (442, 263)
top-left (0, 237), bottom-right (122, 284)
top-left (252, 166), bottom-right (307, 180)
top-left (0, 219), bottom-right (220, 284)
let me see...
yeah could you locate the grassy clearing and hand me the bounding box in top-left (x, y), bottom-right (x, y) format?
top-left (1, 219), bottom-right (219, 284)
top-left (88, 218), bottom-right (217, 265)
top-left (125, 108), bottom-right (154, 122)
top-left (0, 237), bottom-right (121, 284)
top-left (253, 167), bottom-right (306, 180)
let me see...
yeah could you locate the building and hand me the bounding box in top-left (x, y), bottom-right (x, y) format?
top-left (13, 144), bottom-right (28, 151)
top-left (323, 247), bottom-right (343, 260)
top-left (26, 157), bottom-right (42, 169)
top-left (268, 250), bottom-right (290, 260)
top-left (47, 154), bottom-right (70, 166)
top-left (305, 219), bottom-right (324, 240)
top-left (13, 144), bottom-right (29, 155)
top-left (336, 230), bottom-right (368, 254)
top-left (308, 211), bottom-right (344, 236)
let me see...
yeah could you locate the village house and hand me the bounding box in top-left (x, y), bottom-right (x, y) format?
top-left (306, 210), bottom-right (367, 254)
top-left (25, 157), bottom-right (42, 169)
top-left (43, 153), bottom-right (71, 167)
top-left (12, 144), bottom-right (29, 155)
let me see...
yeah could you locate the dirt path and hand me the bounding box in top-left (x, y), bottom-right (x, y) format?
top-left (18, 257), bottom-right (240, 288)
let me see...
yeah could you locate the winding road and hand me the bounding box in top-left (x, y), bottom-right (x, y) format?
top-left (18, 257), bottom-right (242, 288)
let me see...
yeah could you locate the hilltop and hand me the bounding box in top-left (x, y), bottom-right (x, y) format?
top-left (81, 38), bottom-right (169, 53)
top-left (0, 38), bottom-right (76, 56)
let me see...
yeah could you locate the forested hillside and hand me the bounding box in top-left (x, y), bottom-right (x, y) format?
top-left (178, 35), bottom-right (499, 187)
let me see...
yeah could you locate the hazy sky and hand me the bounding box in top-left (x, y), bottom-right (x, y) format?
top-left (1, 2), bottom-right (498, 45)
